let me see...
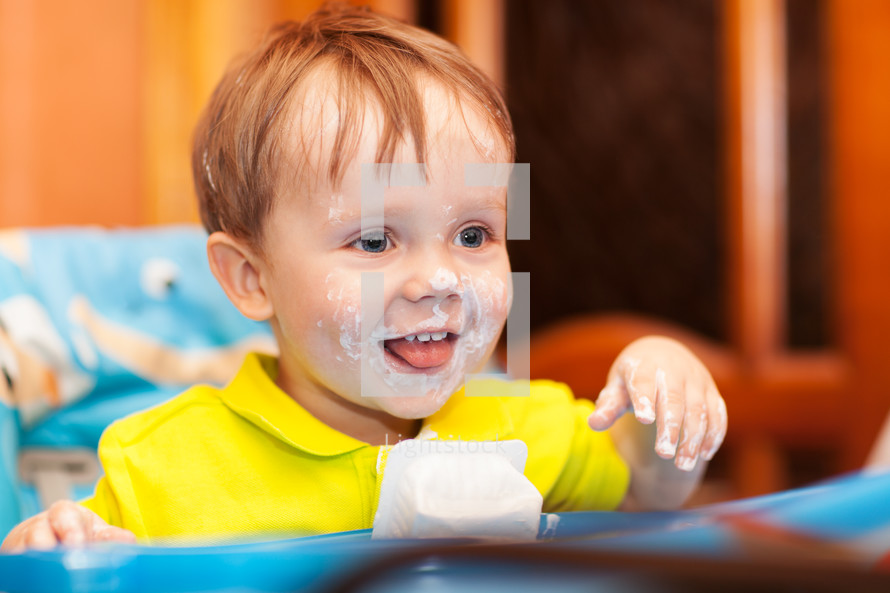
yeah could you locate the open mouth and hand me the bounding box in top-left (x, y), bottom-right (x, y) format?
top-left (383, 331), bottom-right (457, 371)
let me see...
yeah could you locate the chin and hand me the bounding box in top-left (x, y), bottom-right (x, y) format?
top-left (375, 393), bottom-right (449, 420)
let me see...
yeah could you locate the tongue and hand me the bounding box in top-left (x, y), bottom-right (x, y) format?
top-left (385, 337), bottom-right (454, 369)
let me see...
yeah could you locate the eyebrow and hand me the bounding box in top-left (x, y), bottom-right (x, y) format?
top-left (374, 193), bottom-right (507, 219)
top-left (448, 189), bottom-right (509, 220)
top-left (469, 193), bottom-right (508, 214)
top-left (325, 183), bottom-right (507, 228)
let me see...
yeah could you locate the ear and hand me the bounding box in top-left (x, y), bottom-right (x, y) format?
top-left (207, 232), bottom-right (274, 321)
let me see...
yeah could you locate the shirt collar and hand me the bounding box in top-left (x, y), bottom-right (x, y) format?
top-left (220, 353), bottom-right (516, 455)
top-left (220, 353), bottom-right (369, 456)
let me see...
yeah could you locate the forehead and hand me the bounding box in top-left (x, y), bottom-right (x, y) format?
top-left (278, 67), bottom-right (512, 197)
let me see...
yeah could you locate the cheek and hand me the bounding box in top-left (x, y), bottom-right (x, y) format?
top-left (456, 269), bottom-right (512, 364)
top-left (492, 273), bottom-right (513, 321)
top-left (464, 270), bottom-right (512, 326)
top-left (322, 273), bottom-right (363, 363)
top-left (320, 272), bottom-right (396, 365)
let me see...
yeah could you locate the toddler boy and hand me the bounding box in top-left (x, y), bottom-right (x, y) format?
top-left (2, 3), bottom-right (726, 549)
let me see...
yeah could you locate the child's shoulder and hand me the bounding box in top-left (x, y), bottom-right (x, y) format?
top-left (527, 379), bottom-right (578, 401)
top-left (100, 384), bottom-right (226, 448)
top-left (430, 379), bottom-right (583, 438)
top-left (510, 379), bottom-right (591, 421)
top-left (499, 379), bottom-right (585, 412)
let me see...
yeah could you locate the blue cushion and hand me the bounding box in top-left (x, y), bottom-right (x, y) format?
top-left (0, 401), bottom-right (21, 538)
top-left (0, 225), bottom-right (275, 530)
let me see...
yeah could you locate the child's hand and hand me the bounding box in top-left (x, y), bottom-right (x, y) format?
top-left (0, 500), bottom-right (136, 552)
top-left (587, 336), bottom-right (727, 472)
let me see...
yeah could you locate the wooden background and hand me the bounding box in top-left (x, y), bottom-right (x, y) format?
top-left (0, 0), bottom-right (481, 226)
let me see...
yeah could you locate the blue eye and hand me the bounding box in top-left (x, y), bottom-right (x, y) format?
top-left (354, 231), bottom-right (389, 253)
top-left (454, 226), bottom-right (486, 248)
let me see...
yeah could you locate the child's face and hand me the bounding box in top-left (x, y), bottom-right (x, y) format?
top-left (260, 84), bottom-right (512, 421)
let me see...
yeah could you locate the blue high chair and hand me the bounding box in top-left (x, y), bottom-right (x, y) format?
top-left (0, 399), bottom-right (18, 537)
top-left (0, 225), bottom-right (274, 538)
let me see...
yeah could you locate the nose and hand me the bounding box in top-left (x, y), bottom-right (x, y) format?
top-left (401, 245), bottom-right (462, 303)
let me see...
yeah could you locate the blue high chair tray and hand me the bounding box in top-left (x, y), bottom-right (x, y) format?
top-left (2, 470), bottom-right (889, 593)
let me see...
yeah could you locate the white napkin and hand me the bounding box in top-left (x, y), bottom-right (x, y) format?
top-left (372, 439), bottom-right (543, 540)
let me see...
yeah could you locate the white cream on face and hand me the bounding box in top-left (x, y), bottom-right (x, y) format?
top-left (325, 272), bottom-right (362, 364)
top-left (353, 268), bottom-right (510, 409)
top-left (429, 267), bottom-right (459, 292)
top-left (327, 193), bottom-right (346, 224)
top-left (317, 198), bottom-right (510, 419)
top-left (476, 135), bottom-right (497, 160)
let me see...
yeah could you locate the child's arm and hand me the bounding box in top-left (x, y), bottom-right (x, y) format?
top-left (0, 500), bottom-right (135, 552)
top-left (587, 336), bottom-right (727, 511)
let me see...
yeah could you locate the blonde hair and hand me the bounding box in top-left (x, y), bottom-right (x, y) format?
top-left (193, 2), bottom-right (514, 250)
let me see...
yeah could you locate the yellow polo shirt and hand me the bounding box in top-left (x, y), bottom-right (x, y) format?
top-left (81, 353), bottom-right (628, 543)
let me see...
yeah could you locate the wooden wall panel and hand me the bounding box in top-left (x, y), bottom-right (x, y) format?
top-left (0, 0), bottom-right (418, 228)
top-left (443, 0), bottom-right (505, 90)
top-left (828, 0), bottom-right (890, 467)
top-left (0, 0), bottom-right (36, 224)
top-left (143, 0), bottom-right (416, 225)
top-left (723, 0), bottom-right (788, 360)
top-left (0, 0), bottom-right (142, 227)
top-left (142, 0), bottom-right (278, 225)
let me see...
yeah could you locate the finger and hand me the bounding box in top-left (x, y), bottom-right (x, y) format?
top-left (93, 526), bottom-right (137, 544)
top-left (82, 505), bottom-right (136, 544)
top-left (23, 519), bottom-right (60, 550)
top-left (588, 377), bottom-right (631, 431)
top-left (47, 501), bottom-right (88, 547)
top-left (674, 375), bottom-right (708, 471)
top-left (653, 368), bottom-right (685, 460)
top-left (701, 386), bottom-right (727, 460)
top-left (620, 357), bottom-right (657, 424)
